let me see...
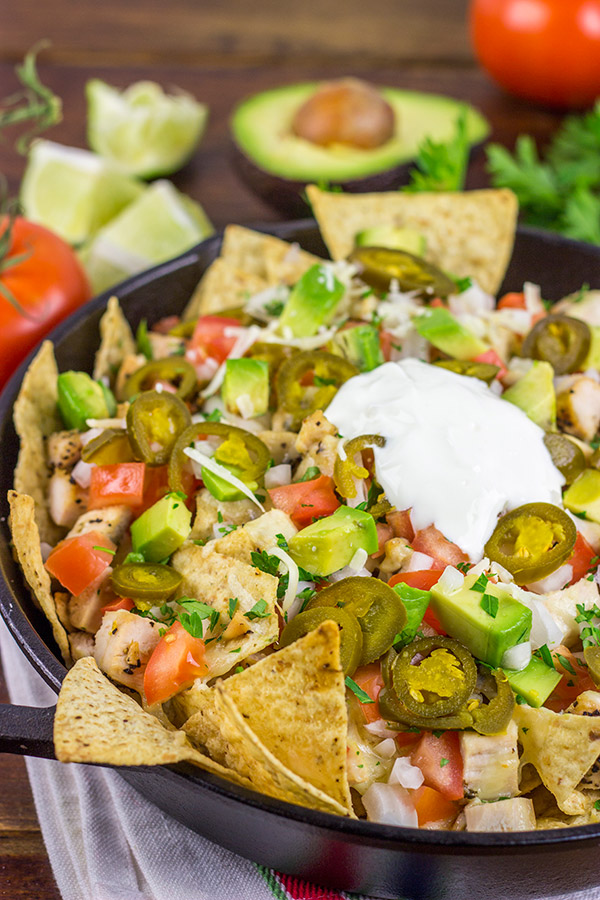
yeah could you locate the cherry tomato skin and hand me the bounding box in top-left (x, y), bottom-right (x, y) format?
top-left (470, 0), bottom-right (600, 109)
top-left (0, 217), bottom-right (90, 388)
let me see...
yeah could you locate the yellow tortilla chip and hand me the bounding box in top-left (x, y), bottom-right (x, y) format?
top-left (13, 341), bottom-right (64, 545)
top-left (54, 657), bottom-right (254, 792)
top-left (93, 296), bottom-right (136, 383)
top-left (183, 258), bottom-right (268, 319)
top-left (221, 225), bottom-right (318, 283)
top-left (307, 185), bottom-right (518, 295)
top-left (515, 704), bottom-right (600, 814)
top-left (182, 621), bottom-right (353, 814)
top-left (8, 490), bottom-right (71, 665)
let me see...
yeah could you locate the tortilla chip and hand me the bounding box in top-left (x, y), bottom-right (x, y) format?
top-left (54, 657), bottom-right (254, 793)
top-left (13, 341), bottom-right (64, 545)
top-left (8, 490), bottom-right (71, 665)
top-left (306, 185), bottom-right (518, 295)
top-left (182, 620), bottom-right (353, 814)
top-left (515, 704), bottom-right (600, 814)
top-left (221, 225), bottom-right (318, 283)
top-left (183, 258), bottom-right (268, 319)
top-left (93, 296), bottom-right (136, 383)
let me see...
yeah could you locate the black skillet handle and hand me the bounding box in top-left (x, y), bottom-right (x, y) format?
top-left (0, 703), bottom-right (56, 758)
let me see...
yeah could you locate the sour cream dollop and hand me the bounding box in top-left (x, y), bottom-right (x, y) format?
top-left (326, 359), bottom-right (564, 561)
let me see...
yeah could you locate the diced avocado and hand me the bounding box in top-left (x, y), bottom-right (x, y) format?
top-left (503, 655), bottom-right (562, 708)
top-left (330, 324), bottom-right (384, 372)
top-left (392, 583), bottom-right (429, 647)
top-left (277, 264), bottom-right (345, 338)
top-left (564, 469), bottom-right (600, 524)
top-left (502, 361), bottom-right (556, 430)
top-left (201, 466), bottom-right (258, 503)
top-left (288, 506), bottom-right (378, 577)
top-left (98, 379), bottom-right (117, 417)
top-left (414, 307), bottom-right (488, 361)
top-left (57, 371), bottom-right (110, 430)
top-left (222, 358), bottom-right (269, 417)
top-left (430, 571), bottom-right (532, 668)
top-left (583, 326), bottom-right (600, 370)
top-left (131, 493), bottom-right (192, 562)
top-left (355, 226), bottom-right (426, 257)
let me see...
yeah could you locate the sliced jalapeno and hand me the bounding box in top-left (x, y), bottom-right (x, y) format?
top-left (584, 646), bottom-right (600, 686)
top-left (543, 433), bottom-right (586, 485)
top-left (333, 434), bottom-right (385, 499)
top-left (349, 246), bottom-right (456, 298)
top-left (276, 350), bottom-right (358, 426)
top-left (308, 576), bottom-right (407, 666)
top-left (124, 358), bottom-right (198, 400)
top-left (522, 315), bottom-right (591, 375)
top-left (168, 421), bottom-right (271, 493)
top-left (378, 685), bottom-right (475, 731)
top-left (127, 390), bottom-right (191, 466)
top-left (434, 360), bottom-right (500, 385)
top-left (392, 635), bottom-right (477, 719)
top-left (484, 501), bottom-right (576, 585)
top-left (471, 668), bottom-right (515, 735)
top-left (168, 319), bottom-right (196, 338)
top-left (111, 563), bottom-right (182, 609)
top-left (279, 606), bottom-right (363, 675)
top-left (81, 428), bottom-right (135, 465)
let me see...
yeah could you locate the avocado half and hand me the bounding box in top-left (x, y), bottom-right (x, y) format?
top-left (231, 82), bottom-right (490, 216)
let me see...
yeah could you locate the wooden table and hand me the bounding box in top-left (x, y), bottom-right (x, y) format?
top-left (0, 3), bottom-right (565, 895)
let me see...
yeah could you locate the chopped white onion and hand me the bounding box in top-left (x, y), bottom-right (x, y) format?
top-left (502, 582), bottom-right (565, 649)
top-left (346, 476), bottom-right (368, 509)
top-left (39, 541), bottom-right (53, 562)
top-left (388, 756), bottom-right (425, 790)
top-left (489, 561), bottom-right (513, 583)
top-left (374, 738), bottom-right (397, 759)
top-left (85, 417), bottom-right (126, 429)
top-left (329, 565), bottom-right (372, 583)
top-left (264, 464), bottom-right (292, 490)
top-left (469, 557), bottom-right (491, 577)
top-left (71, 458), bottom-right (94, 489)
top-left (436, 566), bottom-right (464, 593)
top-left (362, 782), bottom-right (418, 827)
top-left (184, 446), bottom-right (264, 511)
top-left (265, 545), bottom-right (299, 613)
top-left (501, 641), bottom-right (532, 671)
top-left (405, 551), bottom-right (434, 573)
top-left (523, 281), bottom-right (545, 316)
top-left (364, 719), bottom-right (398, 740)
top-left (527, 564), bottom-right (573, 594)
top-left (349, 548), bottom-right (369, 571)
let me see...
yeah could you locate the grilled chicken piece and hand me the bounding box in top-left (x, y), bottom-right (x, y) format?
top-left (258, 430), bottom-right (300, 465)
top-left (378, 538), bottom-right (412, 577)
top-left (67, 505), bottom-right (133, 544)
top-left (542, 578), bottom-right (600, 648)
top-left (68, 569), bottom-right (113, 634)
top-left (69, 631), bottom-right (95, 661)
top-left (48, 470), bottom-right (88, 527)
top-left (147, 333), bottom-right (185, 360)
top-left (295, 410), bottom-right (339, 477)
top-left (556, 377), bottom-right (600, 442)
top-left (465, 797), bottom-right (536, 832)
top-left (47, 430), bottom-right (82, 470)
top-left (568, 690), bottom-right (600, 716)
top-left (460, 720), bottom-right (519, 801)
top-left (93, 609), bottom-right (160, 692)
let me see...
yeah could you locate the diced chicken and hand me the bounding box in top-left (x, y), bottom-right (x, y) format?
top-left (568, 690), bottom-right (600, 716)
top-left (47, 430), bottom-right (82, 470)
top-left (93, 609), bottom-right (160, 692)
top-left (294, 410), bottom-right (340, 477)
top-left (67, 505), bottom-right (133, 544)
top-left (68, 568), bottom-right (113, 634)
top-left (465, 797), bottom-right (536, 832)
top-left (555, 290), bottom-right (600, 326)
top-left (556, 377), bottom-right (600, 442)
top-left (542, 578), bottom-right (600, 648)
top-left (115, 353), bottom-right (147, 401)
top-left (48, 470), bottom-right (88, 527)
top-left (378, 538), bottom-right (412, 577)
top-left (147, 333), bottom-right (185, 360)
top-left (54, 592), bottom-right (71, 631)
top-left (69, 630), bottom-right (95, 661)
top-left (460, 720), bottom-right (519, 801)
top-left (190, 489), bottom-right (261, 541)
top-left (258, 430), bottom-right (300, 465)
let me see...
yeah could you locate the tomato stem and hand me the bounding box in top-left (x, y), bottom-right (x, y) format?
top-left (0, 42), bottom-right (62, 154)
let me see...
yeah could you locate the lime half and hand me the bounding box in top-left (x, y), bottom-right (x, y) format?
top-left (86, 79), bottom-right (208, 178)
top-left (81, 179), bottom-right (214, 293)
top-left (20, 139), bottom-right (143, 246)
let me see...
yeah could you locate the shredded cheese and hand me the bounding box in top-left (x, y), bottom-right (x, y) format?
top-left (266, 545), bottom-right (299, 614)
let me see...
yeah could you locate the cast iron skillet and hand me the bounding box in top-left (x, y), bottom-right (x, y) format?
top-left (1, 221), bottom-right (600, 900)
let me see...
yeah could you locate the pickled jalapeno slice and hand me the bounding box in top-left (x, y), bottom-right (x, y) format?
top-left (276, 350), bottom-right (358, 424)
top-left (521, 315), bottom-right (591, 376)
top-left (392, 635), bottom-right (477, 719)
top-left (124, 357), bottom-right (198, 400)
top-left (349, 246), bottom-right (456, 298)
top-left (81, 428), bottom-right (135, 465)
top-left (333, 433), bottom-right (386, 499)
top-left (377, 685), bottom-right (475, 731)
top-left (279, 606), bottom-right (363, 675)
top-left (543, 433), bottom-right (586, 485)
top-left (434, 360), bottom-right (500, 385)
top-left (471, 668), bottom-right (515, 735)
top-left (111, 562), bottom-right (182, 609)
top-left (127, 390), bottom-right (191, 466)
top-left (484, 502), bottom-right (576, 585)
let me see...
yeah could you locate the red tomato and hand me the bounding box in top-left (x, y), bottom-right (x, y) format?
top-left (389, 570), bottom-right (444, 591)
top-left (412, 526), bottom-right (468, 569)
top-left (413, 786), bottom-right (459, 828)
top-left (144, 621), bottom-right (208, 706)
top-left (88, 463), bottom-right (146, 510)
top-left (101, 597), bottom-right (135, 614)
top-left (188, 315), bottom-right (240, 365)
top-left (473, 348), bottom-right (508, 379)
top-left (352, 663), bottom-right (384, 723)
top-left (387, 509), bottom-right (415, 542)
top-left (497, 291), bottom-right (526, 310)
top-left (567, 531), bottom-right (597, 584)
top-left (139, 465), bottom-right (171, 513)
top-left (374, 522), bottom-right (394, 557)
top-left (411, 731), bottom-right (463, 801)
top-left (545, 645), bottom-right (596, 711)
top-left (45, 531), bottom-right (115, 596)
top-left (268, 475), bottom-right (340, 528)
top-left (470, 0), bottom-right (600, 109)
top-left (379, 329), bottom-right (395, 362)
top-left (0, 216), bottom-right (90, 389)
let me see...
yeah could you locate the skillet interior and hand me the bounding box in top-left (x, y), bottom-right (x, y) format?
top-left (1, 221), bottom-right (600, 899)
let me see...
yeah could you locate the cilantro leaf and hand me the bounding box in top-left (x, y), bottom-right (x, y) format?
top-left (228, 597), bottom-right (239, 619)
top-left (471, 573), bottom-right (490, 593)
top-left (251, 550), bottom-right (280, 577)
top-left (299, 466), bottom-right (320, 482)
top-left (136, 319), bottom-right (153, 361)
top-left (535, 644), bottom-right (555, 669)
top-left (404, 109), bottom-right (469, 193)
top-left (480, 593), bottom-right (498, 618)
top-left (345, 676), bottom-right (374, 704)
top-left (244, 599), bottom-right (270, 620)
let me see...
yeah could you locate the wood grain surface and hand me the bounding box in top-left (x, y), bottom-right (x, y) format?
top-left (0, 4), bottom-right (566, 895)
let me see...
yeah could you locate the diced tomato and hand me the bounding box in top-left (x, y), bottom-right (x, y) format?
top-left (152, 315), bottom-right (180, 334)
top-left (411, 731), bottom-right (463, 801)
top-left (387, 509), bottom-right (415, 542)
top-left (101, 597), bottom-right (135, 614)
top-left (373, 522), bottom-right (394, 558)
top-left (412, 526), bottom-right (468, 569)
top-left (567, 532), bottom-right (597, 585)
top-left (379, 330), bottom-right (395, 362)
top-left (422, 606), bottom-right (446, 635)
top-left (429, 297), bottom-right (446, 308)
top-left (88, 463), bottom-right (146, 510)
top-left (352, 663), bottom-right (384, 724)
top-left (545, 645), bottom-right (596, 712)
top-left (188, 315), bottom-right (240, 365)
top-left (268, 475), bottom-right (340, 529)
top-left (497, 292), bottom-right (526, 310)
top-left (143, 621), bottom-right (208, 706)
top-left (139, 465), bottom-right (170, 513)
top-left (413, 786), bottom-right (459, 828)
top-left (394, 730), bottom-right (422, 749)
top-left (45, 531), bottom-right (116, 596)
top-left (388, 570), bottom-right (445, 591)
top-left (473, 348), bottom-right (508, 379)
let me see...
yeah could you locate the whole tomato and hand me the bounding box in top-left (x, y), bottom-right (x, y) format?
top-left (470, 0), bottom-right (600, 108)
top-left (0, 215), bottom-right (90, 389)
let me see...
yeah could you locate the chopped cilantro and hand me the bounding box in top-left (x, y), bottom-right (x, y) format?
top-left (136, 319), bottom-right (153, 361)
top-left (535, 644), bottom-right (555, 669)
top-left (193, 538), bottom-right (207, 546)
top-left (229, 647), bottom-right (242, 653)
top-left (556, 653), bottom-right (576, 675)
top-left (471, 573), bottom-right (490, 593)
top-left (93, 545), bottom-right (116, 555)
top-left (179, 612), bottom-right (205, 639)
top-left (456, 561), bottom-right (470, 573)
top-left (251, 550), bottom-right (280, 577)
top-left (574, 511), bottom-right (588, 520)
top-left (515, 694), bottom-right (527, 705)
top-left (432, 730), bottom-right (444, 739)
top-left (454, 275), bottom-right (473, 293)
top-left (217, 510), bottom-right (223, 523)
top-left (299, 466), bottom-right (320, 482)
top-left (521, 727), bottom-right (529, 734)
top-left (228, 597), bottom-right (239, 619)
top-left (313, 375), bottom-right (337, 388)
top-left (439, 757), bottom-right (449, 768)
top-left (166, 490), bottom-right (187, 502)
top-left (480, 593), bottom-right (499, 618)
top-left (297, 587), bottom-right (316, 612)
top-left (344, 676), bottom-right (374, 704)
top-left (355, 501), bottom-right (368, 511)
top-left (124, 551), bottom-right (145, 564)
top-left (234, 666), bottom-right (244, 674)
top-left (276, 533), bottom-right (289, 551)
top-left (264, 299), bottom-right (285, 317)
top-left (595, 800), bottom-right (600, 811)
top-left (204, 409), bottom-right (222, 422)
top-left (245, 599), bottom-right (270, 620)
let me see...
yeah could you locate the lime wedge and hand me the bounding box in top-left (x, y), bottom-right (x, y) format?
top-left (20, 139), bottom-right (143, 246)
top-left (81, 179), bottom-right (214, 293)
top-left (86, 79), bottom-right (208, 178)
